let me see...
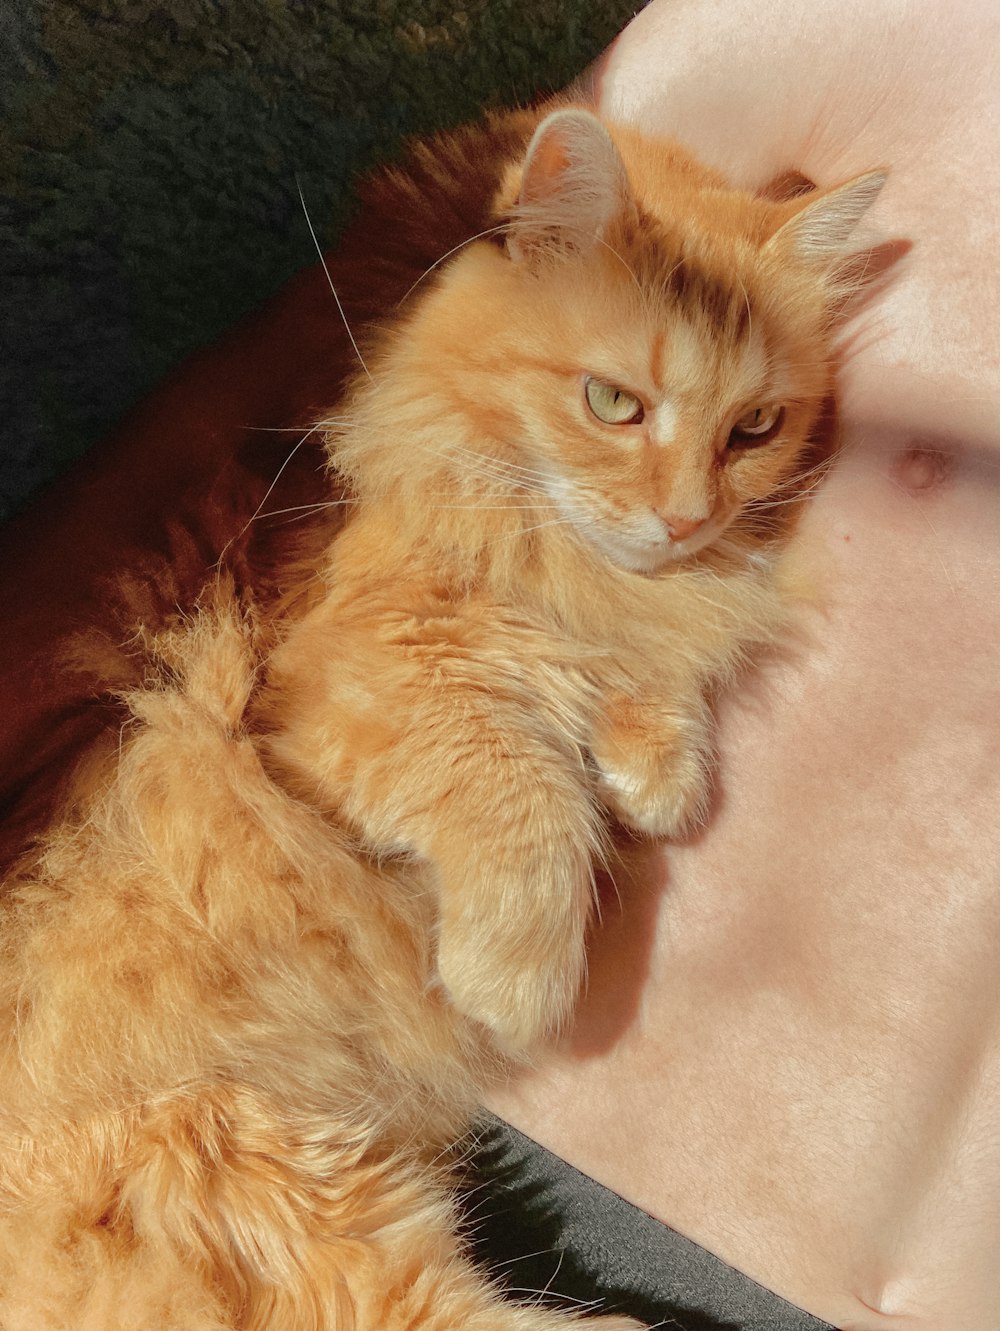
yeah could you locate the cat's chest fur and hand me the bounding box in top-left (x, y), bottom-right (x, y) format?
top-left (262, 494), bottom-right (788, 848)
top-left (298, 497), bottom-right (786, 680)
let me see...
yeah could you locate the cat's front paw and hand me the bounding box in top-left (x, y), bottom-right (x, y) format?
top-left (434, 842), bottom-right (594, 1058)
top-left (437, 915), bottom-right (586, 1057)
top-left (592, 702), bottom-right (712, 840)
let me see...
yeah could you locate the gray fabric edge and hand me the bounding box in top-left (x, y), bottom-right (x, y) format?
top-left (461, 1113), bottom-right (836, 1331)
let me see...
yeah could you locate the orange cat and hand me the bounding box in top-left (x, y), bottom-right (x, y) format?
top-left (0, 106), bottom-right (883, 1329)
top-left (263, 107), bottom-right (883, 1051)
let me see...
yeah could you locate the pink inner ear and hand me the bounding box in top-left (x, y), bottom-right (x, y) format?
top-left (509, 110), bottom-right (630, 263)
top-left (520, 133), bottom-right (573, 207)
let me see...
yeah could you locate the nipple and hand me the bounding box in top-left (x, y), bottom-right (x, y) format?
top-left (888, 443), bottom-right (954, 495)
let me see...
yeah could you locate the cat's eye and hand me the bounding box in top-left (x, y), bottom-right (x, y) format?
top-left (728, 404), bottom-right (785, 448)
top-left (584, 377), bottom-right (645, 426)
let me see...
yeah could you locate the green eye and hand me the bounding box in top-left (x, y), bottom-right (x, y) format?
top-left (729, 404), bottom-right (784, 447)
top-left (584, 377), bottom-right (645, 425)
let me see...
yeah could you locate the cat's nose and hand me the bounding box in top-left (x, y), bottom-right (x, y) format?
top-left (660, 514), bottom-right (706, 542)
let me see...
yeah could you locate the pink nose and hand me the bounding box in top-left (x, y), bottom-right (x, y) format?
top-left (661, 514), bottom-right (706, 542)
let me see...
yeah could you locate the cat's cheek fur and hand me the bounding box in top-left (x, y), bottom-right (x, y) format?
top-left (537, 467), bottom-right (710, 573)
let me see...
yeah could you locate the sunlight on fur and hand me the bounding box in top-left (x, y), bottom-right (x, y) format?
top-left (0, 105), bottom-right (886, 1328)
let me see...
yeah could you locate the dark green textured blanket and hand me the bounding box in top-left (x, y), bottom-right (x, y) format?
top-left (462, 1116), bottom-right (834, 1331)
top-left (1, 1), bottom-right (639, 520)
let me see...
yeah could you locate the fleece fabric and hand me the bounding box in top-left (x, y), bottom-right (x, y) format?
top-left (1, 0), bottom-right (637, 519)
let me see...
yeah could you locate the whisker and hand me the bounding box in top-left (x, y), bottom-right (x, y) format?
top-left (296, 176), bottom-right (372, 381)
top-left (270, 509), bottom-right (343, 530)
top-left (597, 236), bottom-right (644, 303)
top-left (444, 449), bottom-right (521, 479)
top-left (416, 450), bottom-right (526, 491)
top-left (448, 445), bottom-right (553, 484)
top-left (412, 443), bottom-right (552, 496)
top-left (396, 223), bottom-right (511, 308)
top-left (426, 501), bottom-right (559, 511)
top-left (483, 515), bottom-right (575, 548)
top-left (242, 418), bottom-right (349, 433)
top-left (213, 424), bottom-right (323, 567)
top-left (742, 474), bottom-right (831, 513)
top-left (256, 498), bottom-right (358, 520)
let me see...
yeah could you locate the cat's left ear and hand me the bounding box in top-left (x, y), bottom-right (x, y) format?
top-left (506, 108), bottom-right (630, 264)
top-left (766, 170), bottom-right (887, 267)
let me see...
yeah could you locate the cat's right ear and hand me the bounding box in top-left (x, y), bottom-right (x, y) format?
top-left (506, 109), bottom-right (630, 265)
top-left (766, 169), bottom-right (898, 310)
top-left (766, 170), bottom-right (888, 266)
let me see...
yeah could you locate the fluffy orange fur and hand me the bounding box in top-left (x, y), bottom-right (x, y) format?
top-left (0, 105), bottom-right (883, 1328)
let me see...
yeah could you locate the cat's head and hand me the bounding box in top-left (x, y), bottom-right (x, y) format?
top-left (372, 108), bottom-right (886, 574)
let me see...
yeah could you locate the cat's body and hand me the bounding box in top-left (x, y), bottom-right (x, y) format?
top-left (0, 104), bottom-right (883, 1328)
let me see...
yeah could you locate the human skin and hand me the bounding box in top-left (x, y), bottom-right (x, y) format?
top-left (486, 2), bottom-right (1000, 1327)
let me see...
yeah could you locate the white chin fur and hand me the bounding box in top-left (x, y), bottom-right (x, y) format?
top-left (539, 474), bottom-right (726, 573)
top-left (584, 518), bottom-right (727, 574)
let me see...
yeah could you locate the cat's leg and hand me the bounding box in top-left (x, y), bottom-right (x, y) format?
top-left (350, 689), bottom-right (598, 1053)
top-left (272, 616), bottom-right (600, 1053)
top-left (590, 690), bottom-right (714, 839)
